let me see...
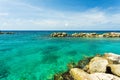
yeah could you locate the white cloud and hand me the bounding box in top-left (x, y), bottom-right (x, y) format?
top-left (0, 12), bottom-right (8, 16)
top-left (0, 0), bottom-right (120, 30)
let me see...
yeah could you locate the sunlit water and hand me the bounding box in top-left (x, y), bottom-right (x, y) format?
top-left (0, 31), bottom-right (120, 80)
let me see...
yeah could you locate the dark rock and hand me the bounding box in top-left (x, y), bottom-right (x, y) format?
top-left (67, 62), bottom-right (77, 70)
top-left (54, 74), bottom-right (63, 80)
top-left (6, 32), bottom-right (14, 34)
top-left (77, 56), bottom-right (93, 69)
top-left (62, 72), bottom-right (74, 80)
top-left (0, 32), bottom-right (5, 34)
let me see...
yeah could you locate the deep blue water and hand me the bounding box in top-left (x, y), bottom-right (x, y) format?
top-left (0, 31), bottom-right (120, 80)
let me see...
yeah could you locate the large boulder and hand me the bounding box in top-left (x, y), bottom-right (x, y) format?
top-left (104, 53), bottom-right (120, 64)
top-left (88, 57), bottom-right (108, 73)
top-left (70, 68), bottom-right (89, 80)
top-left (108, 64), bottom-right (120, 77)
top-left (89, 73), bottom-right (120, 80)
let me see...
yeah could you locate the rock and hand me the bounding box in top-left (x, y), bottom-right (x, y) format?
top-left (89, 73), bottom-right (120, 80)
top-left (0, 32), bottom-right (4, 34)
top-left (70, 68), bottom-right (120, 80)
top-left (62, 32), bottom-right (67, 37)
top-left (62, 72), bottom-right (74, 80)
top-left (86, 33), bottom-right (98, 38)
top-left (104, 53), bottom-right (120, 64)
top-left (103, 32), bottom-right (120, 38)
top-left (70, 68), bottom-right (89, 80)
top-left (71, 33), bottom-right (100, 38)
top-left (98, 35), bottom-right (103, 38)
top-left (54, 74), bottom-right (63, 80)
top-left (88, 57), bottom-right (108, 73)
top-left (78, 56), bottom-right (93, 69)
top-left (51, 32), bottom-right (120, 38)
top-left (6, 32), bottom-right (14, 34)
top-left (50, 32), bottom-right (67, 37)
top-left (71, 33), bottom-right (80, 37)
top-left (108, 64), bottom-right (120, 77)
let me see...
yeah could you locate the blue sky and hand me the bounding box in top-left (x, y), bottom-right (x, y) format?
top-left (0, 0), bottom-right (120, 30)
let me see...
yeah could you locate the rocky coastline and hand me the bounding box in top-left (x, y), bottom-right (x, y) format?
top-left (0, 32), bottom-right (14, 35)
top-left (50, 32), bottom-right (120, 38)
top-left (54, 53), bottom-right (120, 80)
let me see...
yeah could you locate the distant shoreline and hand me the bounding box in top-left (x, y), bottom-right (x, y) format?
top-left (1, 30), bottom-right (120, 32)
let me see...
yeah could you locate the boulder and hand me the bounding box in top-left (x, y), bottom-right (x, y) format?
top-left (89, 73), bottom-right (120, 80)
top-left (71, 33), bottom-right (79, 37)
top-left (88, 57), bottom-right (108, 73)
top-left (62, 32), bottom-right (67, 36)
top-left (70, 68), bottom-right (89, 80)
top-left (0, 32), bottom-right (4, 34)
top-left (108, 64), bottom-right (120, 77)
top-left (98, 35), bottom-right (103, 38)
top-left (104, 53), bottom-right (120, 64)
top-left (70, 68), bottom-right (120, 80)
top-left (103, 32), bottom-right (120, 38)
top-left (6, 32), bottom-right (14, 34)
top-left (50, 32), bottom-right (67, 37)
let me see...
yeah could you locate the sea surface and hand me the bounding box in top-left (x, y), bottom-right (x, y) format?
top-left (0, 31), bottom-right (120, 80)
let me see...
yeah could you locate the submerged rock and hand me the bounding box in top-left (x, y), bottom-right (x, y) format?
top-left (88, 57), bottom-right (108, 73)
top-left (78, 56), bottom-right (93, 69)
top-left (0, 61), bottom-right (10, 79)
top-left (54, 74), bottom-right (63, 80)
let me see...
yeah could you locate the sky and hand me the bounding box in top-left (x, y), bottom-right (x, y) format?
top-left (0, 0), bottom-right (120, 30)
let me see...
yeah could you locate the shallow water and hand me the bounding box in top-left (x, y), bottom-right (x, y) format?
top-left (0, 31), bottom-right (120, 80)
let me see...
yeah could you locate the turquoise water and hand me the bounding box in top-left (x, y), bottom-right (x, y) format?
top-left (0, 31), bottom-right (120, 80)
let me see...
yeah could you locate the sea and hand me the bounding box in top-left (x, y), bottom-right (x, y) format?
top-left (0, 30), bottom-right (120, 80)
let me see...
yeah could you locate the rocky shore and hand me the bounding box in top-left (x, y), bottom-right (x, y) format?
top-left (0, 32), bottom-right (14, 35)
top-left (50, 32), bottom-right (120, 38)
top-left (54, 53), bottom-right (120, 80)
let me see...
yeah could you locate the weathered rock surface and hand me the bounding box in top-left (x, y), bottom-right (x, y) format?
top-left (70, 68), bottom-right (89, 80)
top-left (70, 68), bottom-right (120, 80)
top-left (104, 53), bottom-right (120, 64)
top-left (108, 64), bottom-right (120, 77)
top-left (89, 73), bottom-right (120, 80)
top-left (88, 57), bottom-right (108, 73)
